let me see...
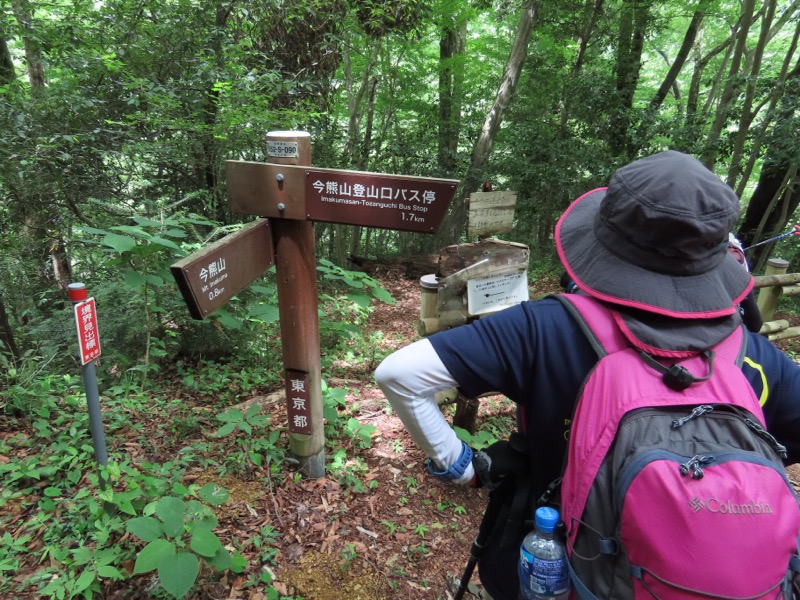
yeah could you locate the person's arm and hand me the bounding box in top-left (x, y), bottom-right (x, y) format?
top-left (374, 338), bottom-right (475, 484)
top-left (745, 332), bottom-right (800, 463)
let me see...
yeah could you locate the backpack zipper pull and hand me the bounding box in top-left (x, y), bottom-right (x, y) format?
top-left (671, 405), bottom-right (714, 429)
top-left (742, 415), bottom-right (789, 459)
top-left (679, 454), bottom-right (714, 479)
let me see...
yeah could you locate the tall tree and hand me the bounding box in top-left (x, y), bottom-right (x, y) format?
top-left (648, 3), bottom-right (709, 111)
top-left (737, 54), bottom-right (800, 271)
top-left (726, 0), bottom-right (777, 190)
top-left (438, 11), bottom-right (468, 178)
top-left (439, 0), bottom-right (542, 245)
top-left (608, 0), bottom-right (652, 158)
top-left (701, 0), bottom-right (756, 169)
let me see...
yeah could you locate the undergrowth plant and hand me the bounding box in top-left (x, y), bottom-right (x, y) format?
top-left (214, 404), bottom-right (284, 474)
top-left (125, 483), bottom-right (245, 599)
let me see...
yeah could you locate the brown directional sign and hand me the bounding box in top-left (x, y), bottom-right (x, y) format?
top-left (226, 161), bottom-right (458, 233)
top-left (227, 162), bottom-right (308, 221)
top-left (170, 219), bottom-right (273, 319)
top-left (305, 169), bottom-right (457, 233)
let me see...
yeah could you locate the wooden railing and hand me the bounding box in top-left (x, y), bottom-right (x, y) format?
top-left (755, 258), bottom-right (800, 342)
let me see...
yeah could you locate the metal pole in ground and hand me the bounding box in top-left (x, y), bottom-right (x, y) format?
top-left (67, 282), bottom-right (109, 490)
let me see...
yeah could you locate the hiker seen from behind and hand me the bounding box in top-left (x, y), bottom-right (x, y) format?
top-left (375, 150), bottom-right (800, 600)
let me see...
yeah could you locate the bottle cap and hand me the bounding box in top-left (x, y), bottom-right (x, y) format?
top-left (535, 506), bottom-right (560, 533)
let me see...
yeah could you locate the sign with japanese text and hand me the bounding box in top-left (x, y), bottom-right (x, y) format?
top-left (170, 219), bottom-right (274, 320)
top-left (305, 169), bottom-right (458, 233)
top-left (467, 191), bottom-right (517, 239)
top-left (225, 161), bottom-right (458, 233)
top-left (73, 298), bottom-right (101, 365)
top-left (285, 369), bottom-right (313, 435)
top-left (466, 270), bottom-right (529, 316)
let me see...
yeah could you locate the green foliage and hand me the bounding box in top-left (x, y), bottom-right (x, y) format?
top-left (327, 448), bottom-right (370, 494)
top-left (316, 259), bottom-right (395, 353)
top-left (214, 405), bottom-right (284, 473)
top-left (453, 425), bottom-right (497, 450)
top-left (126, 488), bottom-right (244, 599)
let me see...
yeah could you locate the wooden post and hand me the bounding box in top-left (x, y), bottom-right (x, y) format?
top-left (757, 258), bottom-right (789, 322)
top-left (268, 131), bottom-right (325, 478)
top-left (417, 274), bottom-right (441, 336)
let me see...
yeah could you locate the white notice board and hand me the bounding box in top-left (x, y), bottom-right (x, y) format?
top-left (466, 271), bottom-right (529, 316)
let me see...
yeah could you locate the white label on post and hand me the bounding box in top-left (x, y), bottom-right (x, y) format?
top-left (467, 271), bottom-right (529, 316)
top-left (267, 140), bottom-right (299, 158)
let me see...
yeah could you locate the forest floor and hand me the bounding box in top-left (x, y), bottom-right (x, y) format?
top-left (4, 269), bottom-right (800, 600)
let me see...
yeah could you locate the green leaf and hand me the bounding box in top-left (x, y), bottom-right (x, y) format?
top-left (97, 565), bottom-right (124, 579)
top-left (73, 568), bottom-right (96, 595)
top-left (372, 287), bottom-right (395, 305)
top-left (158, 552), bottom-right (199, 599)
top-left (112, 490), bottom-right (138, 516)
top-left (103, 233), bottom-right (137, 253)
top-left (346, 291), bottom-right (371, 308)
top-left (110, 225), bottom-right (150, 238)
top-left (189, 527), bottom-right (223, 557)
top-left (149, 237), bottom-right (182, 251)
top-left (198, 483), bottom-right (230, 506)
top-left (214, 422), bottom-right (237, 438)
top-left (247, 303), bottom-right (279, 324)
top-left (205, 546), bottom-right (233, 570)
top-left (214, 310), bottom-right (243, 330)
top-left (124, 271), bottom-right (148, 288)
top-left (126, 516), bottom-right (163, 542)
top-left (134, 539), bottom-right (176, 574)
top-left (155, 497), bottom-right (186, 538)
top-left (216, 408), bottom-right (243, 423)
top-left (145, 274), bottom-right (165, 286)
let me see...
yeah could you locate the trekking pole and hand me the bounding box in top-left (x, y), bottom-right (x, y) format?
top-left (453, 482), bottom-right (514, 600)
top-left (743, 224), bottom-right (800, 252)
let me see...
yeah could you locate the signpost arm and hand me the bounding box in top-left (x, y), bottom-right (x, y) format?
top-left (268, 131), bottom-right (325, 478)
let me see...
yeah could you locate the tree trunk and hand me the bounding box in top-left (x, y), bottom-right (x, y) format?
top-left (736, 29), bottom-right (800, 197)
top-left (738, 163), bottom-right (798, 273)
top-left (438, 0), bottom-right (541, 246)
top-left (649, 5), bottom-right (707, 111)
top-left (726, 0), bottom-right (777, 189)
top-left (559, 0), bottom-right (605, 130)
top-left (438, 16), bottom-right (467, 178)
top-left (608, 0), bottom-right (651, 158)
top-left (0, 292), bottom-right (20, 362)
top-left (11, 0), bottom-right (44, 90)
top-left (701, 0), bottom-right (756, 170)
top-left (0, 28), bottom-right (15, 85)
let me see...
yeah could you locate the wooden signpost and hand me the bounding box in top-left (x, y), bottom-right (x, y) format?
top-left (170, 219), bottom-right (274, 320)
top-left (467, 190), bottom-right (517, 239)
top-left (172, 130), bottom-right (458, 478)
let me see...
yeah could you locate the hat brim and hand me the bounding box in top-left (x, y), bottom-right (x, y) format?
top-left (556, 189), bottom-right (753, 318)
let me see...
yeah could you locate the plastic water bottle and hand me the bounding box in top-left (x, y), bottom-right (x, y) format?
top-left (518, 506), bottom-right (570, 599)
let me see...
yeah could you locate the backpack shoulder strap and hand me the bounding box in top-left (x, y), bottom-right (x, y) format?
top-left (549, 293), bottom-right (748, 366)
top-left (548, 293), bottom-right (629, 357)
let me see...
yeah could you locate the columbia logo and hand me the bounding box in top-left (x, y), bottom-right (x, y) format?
top-left (687, 497), bottom-right (773, 515)
top-left (689, 497), bottom-right (705, 512)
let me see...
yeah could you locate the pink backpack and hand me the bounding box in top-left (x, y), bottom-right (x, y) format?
top-left (555, 294), bottom-right (800, 599)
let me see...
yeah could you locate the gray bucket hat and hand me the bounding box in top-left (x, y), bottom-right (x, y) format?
top-left (555, 151), bottom-right (753, 318)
